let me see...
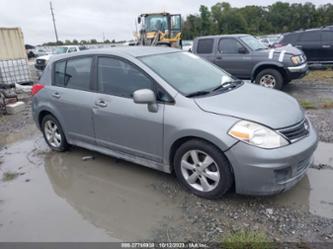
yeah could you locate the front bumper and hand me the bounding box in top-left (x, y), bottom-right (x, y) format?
top-left (34, 64), bottom-right (46, 70)
top-left (225, 122), bottom-right (318, 195)
top-left (285, 63), bottom-right (309, 81)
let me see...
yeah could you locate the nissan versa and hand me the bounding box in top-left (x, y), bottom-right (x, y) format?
top-left (31, 47), bottom-right (318, 199)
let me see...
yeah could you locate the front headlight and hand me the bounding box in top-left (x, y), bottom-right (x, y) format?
top-left (291, 55), bottom-right (302, 65)
top-left (228, 120), bottom-right (289, 149)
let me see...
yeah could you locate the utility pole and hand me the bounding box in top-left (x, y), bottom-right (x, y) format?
top-left (49, 1), bottom-right (59, 43)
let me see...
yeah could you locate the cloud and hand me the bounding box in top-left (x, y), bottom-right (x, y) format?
top-left (0, 0), bottom-right (329, 45)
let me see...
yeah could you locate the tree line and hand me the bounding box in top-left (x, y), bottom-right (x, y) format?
top-left (182, 1), bottom-right (333, 40)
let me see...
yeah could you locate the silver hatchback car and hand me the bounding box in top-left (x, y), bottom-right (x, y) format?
top-left (32, 47), bottom-right (318, 198)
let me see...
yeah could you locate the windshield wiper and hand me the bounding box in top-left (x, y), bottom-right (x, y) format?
top-left (186, 90), bottom-right (211, 98)
top-left (211, 80), bottom-right (243, 92)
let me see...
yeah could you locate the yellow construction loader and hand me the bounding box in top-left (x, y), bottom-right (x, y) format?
top-left (135, 12), bottom-right (182, 48)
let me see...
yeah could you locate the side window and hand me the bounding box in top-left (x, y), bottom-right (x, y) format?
top-left (65, 57), bottom-right (92, 91)
top-left (97, 57), bottom-right (154, 98)
top-left (54, 60), bottom-right (66, 86)
top-left (299, 31), bottom-right (320, 42)
top-left (321, 31), bottom-right (333, 43)
top-left (197, 38), bottom-right (214, 54)
top-left (68, 47), bottom-right (77, 53)
top-left (218, 39), bottom-right (243, 54)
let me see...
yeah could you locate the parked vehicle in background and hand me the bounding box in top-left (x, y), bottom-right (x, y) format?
top-left (35, 45), bottom-right (87, 70)
top-left (274, 27), bottom-right (333, 64)
top-left (25, 44), bottom-right (35, 59)
top-left (32, 47), bottom-right (318, 198)
top-left (33, 47), bottom-right (50, 58)
top-left (192, 34), bottom-right (308, 90)
top-left (182, 40), bottom-right (193, 52)
top-left (258, 34), bottom-right (281, 48)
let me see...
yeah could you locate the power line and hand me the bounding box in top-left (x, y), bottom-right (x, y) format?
top-left (50, 1), bottom-right (59, 42)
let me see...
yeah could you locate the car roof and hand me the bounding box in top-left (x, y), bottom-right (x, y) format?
top-left (195, 34), bottom-right (250, 39)
top-left (283, 26), bottom-right (333, 36)
top-left (49, 46), bottom-right (180, 62)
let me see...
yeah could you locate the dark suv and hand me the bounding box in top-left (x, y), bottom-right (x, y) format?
top-left (193, 35), bottom-right (308, 90)
top-left (275, 27), bottom-right (333, 64)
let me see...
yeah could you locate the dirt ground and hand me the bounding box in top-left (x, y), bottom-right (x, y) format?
top-left (0, 72), bottom-right (333, 243)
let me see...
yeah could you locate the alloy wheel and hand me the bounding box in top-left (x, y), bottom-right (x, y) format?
top-left (180, 150), bottom-right (220, 192)
top-left (259, 74), bottom-right (276, 88)
top-left (44, 120), bottom-right (62, 148)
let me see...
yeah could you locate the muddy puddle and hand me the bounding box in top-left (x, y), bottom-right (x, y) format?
top-left (0, 131), bottom-right (332, 241)
top-left (0, 133), bottom-right (183, 241)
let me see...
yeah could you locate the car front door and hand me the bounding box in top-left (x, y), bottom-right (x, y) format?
top-left (295, 31), bottom-right (321, 62)
top-left (213, 38), bottom-right (251, 79)
top-left (321, 30), bottom-right (333, 62)
top-left (50, 56), bottom-right (96, 144)
top-left (92, 56), bottom-right (164, 163)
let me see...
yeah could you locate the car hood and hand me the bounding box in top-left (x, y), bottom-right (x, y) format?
top-left (194, 83), bottom-right (304, 129)
top-left (257, 44), bottom-right (303, 56)
top-left (36, 54), bottom-right (53, 60)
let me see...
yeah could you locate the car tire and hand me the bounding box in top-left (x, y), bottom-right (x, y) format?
top-left (173, 139), bottom-right (233, 199)
top-left (255, 68), bottom-right (284, 90)
top-left (42, 115), bottom-right (68, 152)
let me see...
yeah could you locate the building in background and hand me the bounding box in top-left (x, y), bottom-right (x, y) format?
top-left (0, 27), bottom-right (32, 85)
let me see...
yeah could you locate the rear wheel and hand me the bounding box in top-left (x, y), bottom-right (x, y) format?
top-left (173, 139), bottom-right (233, 199)
top-left (255, 68), bottom-right (284, 90)
top-left (42, 115), bottom-right (68, 152)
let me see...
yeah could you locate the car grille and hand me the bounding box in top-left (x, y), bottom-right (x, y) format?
top-left (36, 59), bottom-right (45, 65)
top-left (278, 119), bottom-right (309, 143)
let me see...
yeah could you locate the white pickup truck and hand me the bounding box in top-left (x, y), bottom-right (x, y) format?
top-left (35, 45), bottom-right (86, 70)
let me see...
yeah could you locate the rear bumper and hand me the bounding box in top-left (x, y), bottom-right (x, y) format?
top-left (225, 121), bottom-right (318, 196)
top-left (285, 63), bottom-right (309, 81)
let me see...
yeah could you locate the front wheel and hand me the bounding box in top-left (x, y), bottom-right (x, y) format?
top-left (42, 115), bottom-right (68, 152)
top-left (255, 68), bottom-right (284, 90)
top-left (174, 140), bottom-right (233, 199)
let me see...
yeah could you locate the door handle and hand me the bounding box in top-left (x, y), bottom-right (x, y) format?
top-left (95, 99), bottom-right (107, 108)
top-left (52, 92), bottom-right (60, 99)
top-left (322, 45), bottom-right (331, 48)
top-left (216, 56), bottom-right (222, 60)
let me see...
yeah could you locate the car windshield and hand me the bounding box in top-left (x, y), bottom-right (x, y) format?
top-left (139, 52), bottom-right (236, 96)
top-left (53, 47), bottom-right (68, 54)
top-left (240, 36), bottom-right (267, 50)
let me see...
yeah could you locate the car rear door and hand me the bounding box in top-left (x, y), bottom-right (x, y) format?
top-left (214, 38), bottom-right (251, 78)
top-left (92, 56), bottom-right (164, 163)
top-left (321, 30), bottom-right (333, 62)
top-left (295, 30), bottom-right (321, 62)
top-left (49, 56), bottom-right (96, 145)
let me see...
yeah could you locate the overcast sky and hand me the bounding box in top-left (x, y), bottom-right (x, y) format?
top-left (0, 0), bottom-right (330, 45)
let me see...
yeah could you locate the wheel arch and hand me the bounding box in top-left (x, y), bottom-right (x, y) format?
top-left (251, 62), bottom-right (287, 82)
top-left (168, 135), bottom-right (235, 175)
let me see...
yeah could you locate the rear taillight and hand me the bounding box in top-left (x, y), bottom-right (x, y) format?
top-left (31, 84), bottom-right (45, 96)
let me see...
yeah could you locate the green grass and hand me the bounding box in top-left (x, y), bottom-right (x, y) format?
top-left (222, 230), bottom-right (271, 249)
top-left (304, 69), bottom-right (333, 82)
top-left (319, 99), bottom-right (333, 109)
top-left (2, 171), bottom-right (19, 182)
top-left (299, 100), bottom-right (317, 109)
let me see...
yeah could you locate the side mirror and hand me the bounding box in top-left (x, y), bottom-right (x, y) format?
top-left (238, 47), bottom-right (247, 54)
top-left (137, 17), bottom-right (141, 24)
top-left (133, 89), bottom-right (158, 112)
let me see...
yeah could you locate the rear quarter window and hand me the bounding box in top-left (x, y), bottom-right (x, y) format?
top-left (197, 38), bottom-right (214, 54)
top-left (54, 60), bottom-right (66, 86)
